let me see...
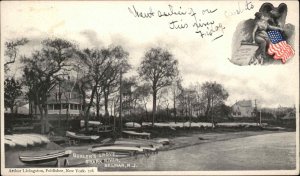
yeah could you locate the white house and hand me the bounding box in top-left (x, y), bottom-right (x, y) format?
top-left (231, 100), bottom-right (255, 117)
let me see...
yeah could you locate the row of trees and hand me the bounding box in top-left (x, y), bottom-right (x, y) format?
top-left (4, 37), bottom-right (229, 133)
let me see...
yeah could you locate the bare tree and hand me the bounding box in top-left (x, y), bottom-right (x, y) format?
top-left (60, 76), bottom-right (77, 128)
top-left (22, 38), bottom-right (74, 134)
top-left (122, 77), bottom-right (137, 115)
top-left (4, 78), bottom-right (22, 114)
top-left (138, 47), bottom-right (179, 126)
top-left (95, 85), bottom-right (103, 119)
top-left (134, 83), bottom-right (151, 121)
top-left (101, 46), bottom-right (130, 120)
top-left (76, 72), bottom-right (92, 124)
top-left (170, 78), bottom-right (183, 123)
top-left (4, 38), bottom-right (28, 73)
top-left (156, 87), bottom-right (170, 122)
top-left (191, 82), bottom-right (205, 118)
top-left (76, 46), bottom-right (129, 131)
top-left (177, 87), bottom-right (197, 125)
top-left (76, 48), bottom-right (112, 132)
top-left (201, 81), bottom-right (229, 128)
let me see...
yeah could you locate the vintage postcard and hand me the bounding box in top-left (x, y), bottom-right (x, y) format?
top-left (1, 0), bottom-right (299, 175)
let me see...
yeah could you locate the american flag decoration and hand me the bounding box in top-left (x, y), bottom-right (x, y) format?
top-left (267, 30), bottom-right (294, 63)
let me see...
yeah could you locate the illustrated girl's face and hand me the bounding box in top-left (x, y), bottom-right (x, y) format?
top-left (261, 15), bottom-right (269, 21)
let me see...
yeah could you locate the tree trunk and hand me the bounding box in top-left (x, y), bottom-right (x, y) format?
top-left (145, 110), bottom-right (149, 122)
top-left (34, 101), bottom-right (37, 117)
top-left (205, 98), bottom-right (211, 120)
top-left (87, 83), bottom-right (98, 132)
top-left (119, 70), bottom-right (123, 135)
top-left (173, 96), bottom-right (177, 124)
top-left (152, 90), bottom-right (157, 126)
top-left (133, 100), bottom-right (137, 114)
top-left (96, 91), bottom-right (101, 119)
top-left (10, 106), bottom-right (14, 115)
top-left (38, 104), bottom-right (45, 134)
top-left (211, 97), bottom-right (214, 129)
top-left (80, 88), bottom-right (88, 132)
top-left (167, 106), bottom-right (169, 122)
top-left (189, 102), bottom-right (191, 129)
top-left (65, 96), bottom-right (69, 130)
top-left (29, 100), bottom-right (33, 120)
top-left (44, 106), bottom-right (49, 133)
top-left (185, 103), bottom-right (188, 121)
top-left (80, 82), bottom-right (96, 133)
top-left (143, 99), bottom-right (149, 122)
top-left (104, 89), bottom-right (109, 119)
top-left (84, 110), bottom-right (89, 132)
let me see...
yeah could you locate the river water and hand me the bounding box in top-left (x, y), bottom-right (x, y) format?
top-left (99, 132), bottom-right (296, 171)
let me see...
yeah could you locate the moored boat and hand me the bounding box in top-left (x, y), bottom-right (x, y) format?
top-left (153, 138), bottom-right (170, 145)
top-left (5, 139), bottom-right (16, 147)
top-left (92, 142), bottom-right (158, 151)
top-left (66, 131), bottom-right (99, 141)
top-left (262, 126), bottom-right (285, 131)
top-left (96, 125), bottom-right (113, 133)
top-left (19, 150), bottom-right (72, 165)
top-left (116, 138), bottom-right (163, 148)
top-left (28, 134), bottom-right (50, 143)
top-left (19, 134), bottom-right (43, 145)
top-left (17, 136), bottom-right (35, 146)
top-left (122, 130), bottom-right (151, 139)
top-left (139, 146), bottom-right (157, 152)
top-left (5, 135), bottom-right (28, 147)
top-left (5, 134), bottom-right (51, 147)
top-left (12, 126), bottom-right (34, 131)
top-left (114, 141), bottom-right (161, 149)
top-left (89, 145), bottom-right (144, 153)
top-left (80, 120), bottom-right (102, 128)
top-left (125, 122), bottom-right (142, 128)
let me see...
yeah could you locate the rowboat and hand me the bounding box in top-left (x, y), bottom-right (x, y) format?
top-left (19, 150), bottom-right (72, 165)
top-left (5, 134), bottom-right (51, 147)
top-left (19, 134), bottom-right (43, 145)
top-left (96, 125), bottom-right (113, 133)
top-left (262, 126), bottom-right (285, 131)
top-left (66, 131), bottom-right (99, 140)
top-left (17, 136), bottom-right (35, 146)
top-left (12, 126), bottom-right (34, 131)
top-left (125, 122), bottom-right (142, 128)
top-left (49, 136), bottom-right (66, 144)
top-left (80, 120), bottom-right (102, 128)
top-left (122, 130), bottom-right (151, 139)
top-left (154, 138), bottom-right (170, 145)
top-left (90, 145), bottom-right (144, 153)
top-left (92, 142), bottom-right (158, 151)
top-left (5, 139), bottom-right (16, 147)
top-left (114, 140), bottom-right (162, 149)
top-left (28, 134), bottom-right (50, 143)
top-left (139, 146), bottom-right (157, 152)
top-left (5, 135), bottom-right (28, 147)
top-left (115, 138), bottom-right (163, 148)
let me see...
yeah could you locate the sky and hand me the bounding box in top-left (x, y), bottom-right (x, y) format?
top-left (1, 1), bottom-right (299, 108)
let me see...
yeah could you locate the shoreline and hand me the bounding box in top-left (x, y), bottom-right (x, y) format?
top-left (5, 129), bottom-right (293, 168)
top-left (62, 128), bottom-right (289, 152)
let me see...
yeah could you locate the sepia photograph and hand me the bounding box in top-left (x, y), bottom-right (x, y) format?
top-left (1, 0), bottom-right (299, 175)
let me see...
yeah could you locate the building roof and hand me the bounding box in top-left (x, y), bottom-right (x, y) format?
top-left (281, 111), bottom-right (296, 120)
top-left (233, 100), bottom-right (252, 107)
